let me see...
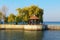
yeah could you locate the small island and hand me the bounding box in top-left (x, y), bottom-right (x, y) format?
top-left (0, 5), bottom-right (44, 31)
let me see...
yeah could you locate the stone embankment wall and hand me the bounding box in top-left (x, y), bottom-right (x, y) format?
top-left (48, 25), bottom-right (60, 30)
top-left (1, 24), bottom-right (60, 30)
top-left (0, 24), bottom-right (43, 30)
top-left (0, 24), bottom-right (24, 30)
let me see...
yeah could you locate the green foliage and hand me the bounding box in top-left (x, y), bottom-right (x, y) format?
top-left (16, 5), bottom-right (43, 23)
top-left (15, 16), bottom-right (22, 22)
top-left (0, 12), bottom-right (3, 19)
top-left (4, 17), bottom-right (8, 23)
top-left (6, 5), bottom-right (43, 23)
top-left (8, 13), bottom-right (16, 23)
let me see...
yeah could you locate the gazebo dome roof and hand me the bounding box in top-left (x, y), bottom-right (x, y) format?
top-left (30, 15), bottom-right (39, 19)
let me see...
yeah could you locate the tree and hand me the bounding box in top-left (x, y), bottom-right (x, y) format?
top-left (2, 5), bottom-right (8, 22)
top-left (22, 7), bottom-right (29, 22)
top-left (16, 8), bottom-right (29, 23)
top-left (16, 5), bottom-right (43, 23)
top-left (0, 12), bottom-right (5, 20)
top-left (0, 12), bottom-right (2, 19)
top-left (8, 13), bottom-right (16, 23)
top-left (28, 5), bottom-right (43, 23)
top-left (2, 5), bottom-right (8, 16)
top-left (0, 12), bottom-right (3, 22)
top-left (15, 16), bottom-right (22, 24)
top-left (4, 17), bottom-right (8, 23)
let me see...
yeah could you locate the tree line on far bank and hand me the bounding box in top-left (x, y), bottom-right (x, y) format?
top-left (0, 5), bottom-right (43, 24)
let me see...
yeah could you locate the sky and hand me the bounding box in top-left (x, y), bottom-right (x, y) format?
top-left (0, 0), bottom-right (60, 22)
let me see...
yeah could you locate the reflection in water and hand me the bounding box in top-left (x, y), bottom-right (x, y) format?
top-left (24, 31), bottom-right (37, 40)
top-left (0, 30), bottom-right (43, 40)
top-left (24, 31), bottom-right (43, 40)
top-left (0, 30), bottom-right (24, 40)
top-left (37, 31), bottom-right (44, 40)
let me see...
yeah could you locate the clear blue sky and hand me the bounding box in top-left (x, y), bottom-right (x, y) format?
top-left (0, 0), bottom-right (60, 22)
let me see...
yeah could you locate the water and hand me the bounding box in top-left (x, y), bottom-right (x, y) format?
top-left (0, 22), bottom-right (60, 40)
top-left (43, 22), bottom-right (60, 25)
top-left (43, 30), bottom-right (60, 40)
top-left (0, 30), bottom-right (60, 40)
top-left (0, 30), bottom-right (43, 40)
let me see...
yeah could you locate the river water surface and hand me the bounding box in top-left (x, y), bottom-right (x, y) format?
top-left (0, 30), bottom-right (60, 40)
